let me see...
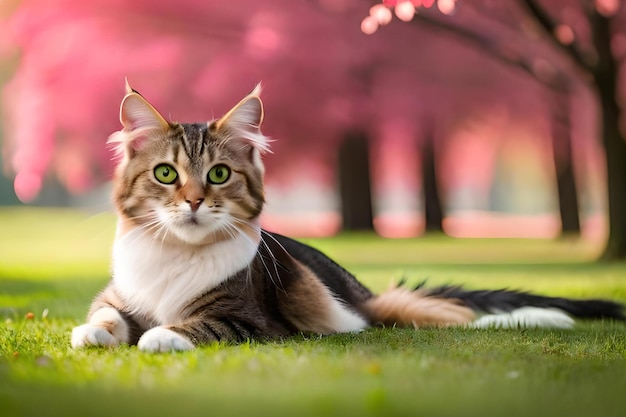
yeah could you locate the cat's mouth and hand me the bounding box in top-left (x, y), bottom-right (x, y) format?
top-left (154, 209), bottom-right (235, 245)
top-left (185, 215), bottom-right (199, 225)
top-left (181, 214), bottom-right (201, 226)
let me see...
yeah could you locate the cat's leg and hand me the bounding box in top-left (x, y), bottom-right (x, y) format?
top-left (137, 314), bottom-right (256, 353)
top-left (71, 284), bottom-right (138, 349)
top-left (71, 307), bottom-right (128, 348)
top-left (277, 264), bottom-right (368, 334)
top-left (138, 309), bottom-right (266, 353)
top-left (136, 281), bottom-right (269, 352)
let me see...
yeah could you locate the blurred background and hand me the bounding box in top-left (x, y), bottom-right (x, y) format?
top-left (1, 0), bottom-right (625, 258)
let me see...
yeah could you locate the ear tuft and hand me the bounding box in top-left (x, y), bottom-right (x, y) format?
top-left (125, 77), bottom-right (134, 94)
top-left (216, 83), bottom-right (271, 153)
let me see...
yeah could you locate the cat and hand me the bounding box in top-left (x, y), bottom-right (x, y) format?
top-left (71, 81), bottom-right (625, 353)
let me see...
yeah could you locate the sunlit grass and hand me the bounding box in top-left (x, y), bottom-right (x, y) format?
top-left (1, 207), bottom-right (625, 417)
top-left (0, 207), bottom-right (115, 280)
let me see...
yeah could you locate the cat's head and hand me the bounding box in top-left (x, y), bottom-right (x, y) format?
top-left (108, 80), bottom-right (269, 246)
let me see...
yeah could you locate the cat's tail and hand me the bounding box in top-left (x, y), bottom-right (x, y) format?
top-left (361, 282), bottom-right (626, 329)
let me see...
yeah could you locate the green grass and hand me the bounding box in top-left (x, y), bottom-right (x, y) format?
top-left (1, 207), bottom-right (625, 417)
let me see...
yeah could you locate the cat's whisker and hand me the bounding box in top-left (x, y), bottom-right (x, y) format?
top-left (125, 228), bottom-right (159, 250)
top-left (147, 216), bottom-right (166, 236)
top-left (150, 217), bottom-right (175, 252)
top-left (255, 233), bottom-right (286, 293)
top-left (259, 229), bottom-right (290, 255)
top-left (259, 229), bottom-right (293, 279)
top-left (230, 218), bottom-right (260, 245)
top-left (150, 222), bottom-right (167, 243)
top-left (136, 218), bottom-right (162, 234)
top-left (117, 214), bottom-right (172, 250)
top-left (217, 221), bottom-right (256, 286)
top-left (214, 220), bottom-right (238, 241)
top-left (215, 219), bottom-right (263, 288)
top-left (116, 221), bottom-right (159, 247)
top-left (120, 212), bottom-right (161, 230)
top-left (223, 221), bottom-right (240, 238)
top-left (125, 211), bottom-right (158, 222)
top-left (222, 218), bottom-right (253, 245)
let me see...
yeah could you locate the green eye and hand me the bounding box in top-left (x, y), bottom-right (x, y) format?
top-left (154, 164), bottom-right (178, 184)
top-left (207, 164), bottom-right (231, 184)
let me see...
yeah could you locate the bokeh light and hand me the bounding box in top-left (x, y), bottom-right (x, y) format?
top-left (395, 2), bottom-right (416, 22)
top-left (361, 15), bottom-right (379, 35)
top-left (370, 4), bottom-right (393, 26)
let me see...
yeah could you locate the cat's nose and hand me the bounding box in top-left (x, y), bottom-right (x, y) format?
top-left (186, 198), bottom-right (205, 212)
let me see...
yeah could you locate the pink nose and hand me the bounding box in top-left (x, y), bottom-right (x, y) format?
top-left (186, 198), bottom-right (204, 212)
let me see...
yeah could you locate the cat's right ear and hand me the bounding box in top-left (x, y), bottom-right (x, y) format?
top-left (109, 82), bottom-right (169, 159)
top-left (120, 91), bottom-right (169, 133)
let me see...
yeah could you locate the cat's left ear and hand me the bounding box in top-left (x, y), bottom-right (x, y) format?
top-left (215, 84), bottom-right (270, 154)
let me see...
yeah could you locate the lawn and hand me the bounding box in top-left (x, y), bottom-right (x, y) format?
top-left (1, 207), bottom-right (625, 417)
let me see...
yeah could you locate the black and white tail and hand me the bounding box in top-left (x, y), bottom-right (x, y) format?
top-left (424, 284), bottom-right (626, 329)
top-left (362, 282), bottom-right (625, 329)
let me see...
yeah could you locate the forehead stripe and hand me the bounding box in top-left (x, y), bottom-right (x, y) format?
top-left (181, 130), bottom-right (193, 160)
top-left (179, 123), bottom-right (209, 160)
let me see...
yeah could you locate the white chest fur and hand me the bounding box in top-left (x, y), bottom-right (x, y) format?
top-left (112, 226), bottom-right (259, 325)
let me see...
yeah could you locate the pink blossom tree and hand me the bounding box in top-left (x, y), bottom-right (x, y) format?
top-left (0, 0), bottom-right (611, 247)
top-left (363, 0), bottom-right (626, 258)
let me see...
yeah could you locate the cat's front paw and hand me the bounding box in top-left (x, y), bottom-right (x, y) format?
top-left (71, 307), bottom-right (129, 349)
top-left (138, 327), bottom-right (195, 353)
top-left (71, 324), bottom-right (120, 349)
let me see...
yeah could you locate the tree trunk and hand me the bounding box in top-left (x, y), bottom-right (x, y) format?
top-left (550, 93), bottom-right (580, 236)
top-left (590, 12), bottom-right (626, 260)
top-left (338, 131), bottom-right (374, 231)
top-left (598, 89), bottom-right (626, 260)
top-left (421, 126), bottom-right (444, 233)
